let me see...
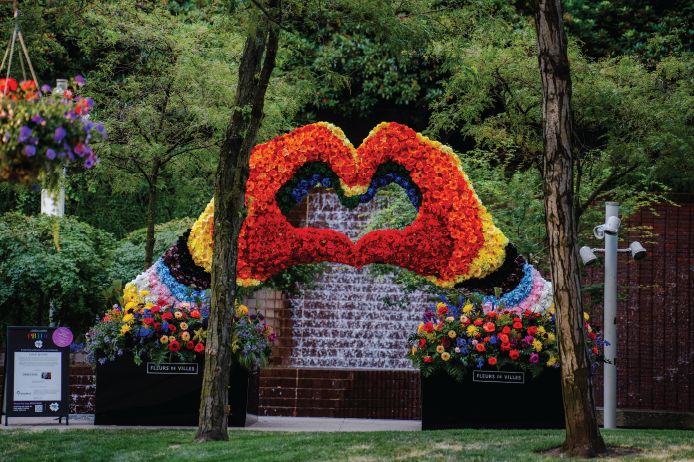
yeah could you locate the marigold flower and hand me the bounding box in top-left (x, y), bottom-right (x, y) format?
top-left (448, 330), bottom-right (456, 338)
top-left (160, 336), bottom-right (169, 344)
top-left (169, 336), bottom-right (176, 343)
top-left (441, 352), bottom-right (450, 361)
top-left (446, 316), bottom-right (454, 322)
top-left (181, 332), bottom-right (191, 342)
top-left (436, 345), bottom-right (445, 354)
top-left (175, 311), bottom-right (183, 319)
top-left (180, 322), bottom-right (188, 330)
top-left (532, 340), bottom-right (543, 352)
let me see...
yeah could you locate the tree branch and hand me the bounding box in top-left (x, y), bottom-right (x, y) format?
top-left (576, 163), bottom-right (639, 220)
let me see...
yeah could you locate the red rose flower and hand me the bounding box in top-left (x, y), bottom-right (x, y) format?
top-left (423, 322), bottom-right (435, 333)
top-left (488, 357), bottom-right (497, 365)
top-left (513, 322), bottom-right (523, 330)
top-left (156, 299), bottom-right (168, 306)
top-left (587, 332), bottom-right (596, 341)
top-left (483, 322), bottom-right (495, 333)
top-left (143, 317), bottom-right (154, 326)
top-left (423, 357), bottom-right (432, 363)
top-left (513, 317), bottom-right (521, 322)
top-left (523, 310), bottom-right (532, 317)
top-left (509, 349), bottom-right (520, 360)
top-left (486, 311), bottom-right (496, 318)
top-left (191, 310), bottom-right (201, 319)
top-left (501, 342), bottom-right (511, 351)
top-left (151, 307), bottom-right (161, 314)
top-left (502, 326), bottom-right (511, 334)
top-left (473, 318), bottom-right (483, 326)
top-left (194, 343), bottom-right (205, 353)
top-left (436, 305), bottom-right (449, 316)
top-left (418, 338), bottom-right (426, 349)
top-left (161, 312), bottom-right (173, 321)
top-left (186, 341), bottom-right (195, 350)
top-left (499, 334), bottom-right (509, 343)
top-left (592, 347), bottom-right (599, 355)
top-left (435, 323), bottom-right (444, 331)
top-left (169, 340), bottom-right (181, 352)
top-left (169, 325), bottom-right (176, 333)
top-left (154, 322), bottom-right (161, 330)
top-left (527, 326), bottom-right (538, 336)
top-left (441, 338), bottom-right (451, 348)
top-left (475, 343), bottom-right (486, 352)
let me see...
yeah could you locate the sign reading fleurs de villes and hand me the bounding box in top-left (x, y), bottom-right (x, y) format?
top-left (3, 327), bottom-right (71, 425)
top-left (146, 363), bottom-right (198, 374)
top-left (472, 370), bottom-right (525, 384)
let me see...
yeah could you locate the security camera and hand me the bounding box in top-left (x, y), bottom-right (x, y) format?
top-left (629, 241), bottom-right (647, 261)
top-left (593, 224), bottom-right (605, 240)
top-left (604, 216), bottom-right (621, 235)
top-left (580, 246), bottom-right (598, 266)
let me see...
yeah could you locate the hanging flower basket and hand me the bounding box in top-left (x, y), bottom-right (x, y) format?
top-left (0, 76), bottom-right (104, 191)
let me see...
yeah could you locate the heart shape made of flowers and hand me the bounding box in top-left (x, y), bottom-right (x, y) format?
top-left (187, 122), bottom-right (509, 288)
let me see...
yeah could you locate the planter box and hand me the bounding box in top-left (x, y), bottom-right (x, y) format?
top-left (95, 355), bottom-right (249, 427)
top-left (421, 366), bottom-right (565, 430)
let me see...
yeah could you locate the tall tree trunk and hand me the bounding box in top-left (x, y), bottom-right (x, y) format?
top-left (194, 12), bottom-right (280, 443)
top-left (532, 0), bottom-right (607, 458)
top-left (144, 157), bottom-right (161, 270)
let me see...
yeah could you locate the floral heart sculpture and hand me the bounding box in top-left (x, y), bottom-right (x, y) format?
top-left (188, 122), bottom-right (509, 288)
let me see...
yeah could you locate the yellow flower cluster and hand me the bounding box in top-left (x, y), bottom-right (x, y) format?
top-left (188, 199), bottom-right (215, 272)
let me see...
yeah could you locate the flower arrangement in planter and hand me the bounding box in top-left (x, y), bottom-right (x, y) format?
top-left (0, 76), bottom-right (104, 190)
top-left (84, 291), bottom-right (275, 368)
top-left (407, 296), bottom-right (608, 381)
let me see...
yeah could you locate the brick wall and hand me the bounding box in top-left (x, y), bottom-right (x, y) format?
top-left (588, 199), bottom-right (693, 413)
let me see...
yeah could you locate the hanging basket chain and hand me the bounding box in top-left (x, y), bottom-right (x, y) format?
top-left (0, 1), bottom-right (43, 98)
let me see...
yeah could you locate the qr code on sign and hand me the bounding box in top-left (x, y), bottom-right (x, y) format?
top-left (35, 405), bottom-right (43, 412)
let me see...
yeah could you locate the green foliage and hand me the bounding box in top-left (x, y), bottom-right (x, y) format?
top-left (0, 213), bottom-right (116, 345)
top-left (109, 217), bottom-right (196, 284)
top-left (518, 0), bottom-right (694, 62)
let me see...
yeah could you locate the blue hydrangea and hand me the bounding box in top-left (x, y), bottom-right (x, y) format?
top-left (155, 259), bottom-right (206, 301)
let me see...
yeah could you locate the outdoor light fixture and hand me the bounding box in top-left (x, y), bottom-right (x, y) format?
top-left (579, 246), bottom-right (598, 266)
top-left (593, 224), bottom-right (606, 240)
top-left (604, 216), bottom-right (621, 235)
top-left (629, 241), bottom-right (647, 261)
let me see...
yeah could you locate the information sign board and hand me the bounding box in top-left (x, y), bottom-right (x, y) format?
top-left (2, 327), bottom-right (71, 425)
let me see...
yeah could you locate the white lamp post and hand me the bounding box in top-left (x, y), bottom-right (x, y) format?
top-left (41, 79), bottom-right (69, 326)
top-left (579, 201), bottom-right (647, 429)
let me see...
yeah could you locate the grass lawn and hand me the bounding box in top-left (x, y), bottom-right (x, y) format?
top-left (1, 428), bottom-right (692, 461)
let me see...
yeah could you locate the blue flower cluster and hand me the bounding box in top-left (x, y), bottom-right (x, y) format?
top-left (155, 258), bottom-right (207, 301)
top-left (290, 172), bottom-right (420, 210)
top-left (291, 174), bottom-right (331, 203)
top-left (478, 264), bottom-right (533, 307)
top-left (359, 173), bottom-right (420, 210)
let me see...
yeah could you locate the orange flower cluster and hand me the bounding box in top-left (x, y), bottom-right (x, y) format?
top-left (230, 122), bottom-right (508, 288)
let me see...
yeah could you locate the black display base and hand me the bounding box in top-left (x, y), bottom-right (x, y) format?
top-left (95, 355), bottom-right (248, 427)
top-left (421, 366), bottom-right (565, 430)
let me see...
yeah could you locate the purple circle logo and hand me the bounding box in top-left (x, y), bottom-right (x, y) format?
top-left (52, 327), bottom-right (73, 348)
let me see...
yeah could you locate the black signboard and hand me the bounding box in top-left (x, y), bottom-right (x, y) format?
top-left (472, 370), bottom-right (525, 384)
top-left (2, 326), bottom-right (71, 425)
